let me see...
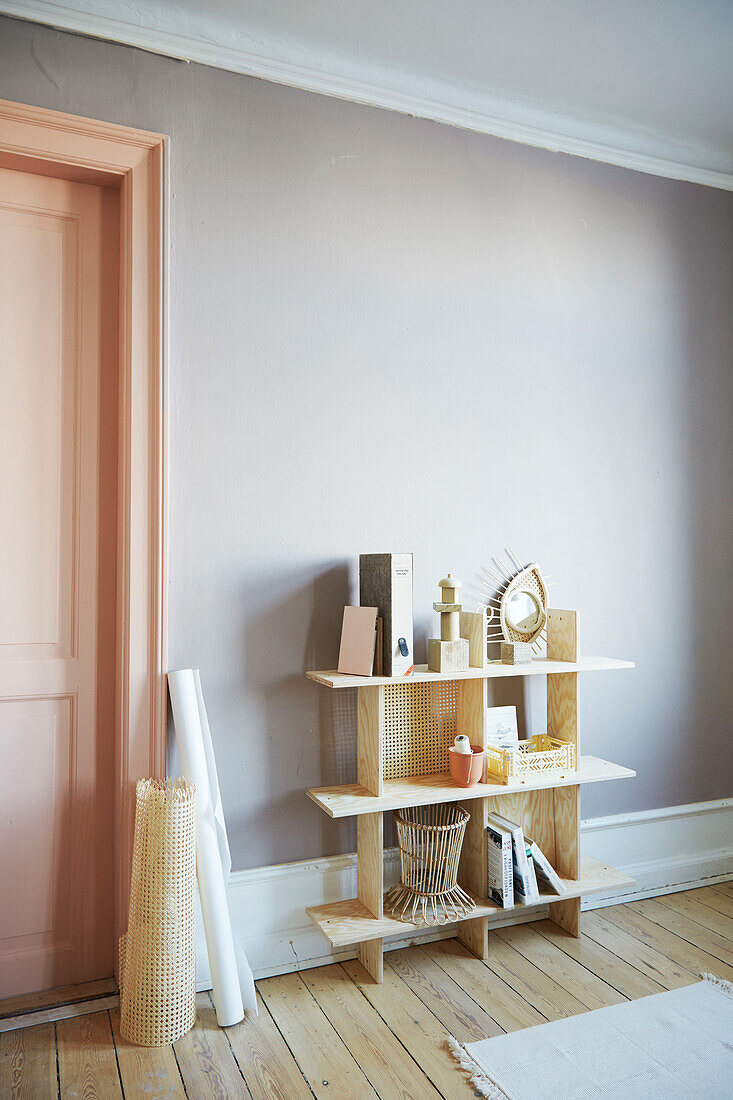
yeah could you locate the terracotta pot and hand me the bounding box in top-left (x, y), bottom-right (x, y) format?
top-left (448, 745), bottom-right (485, 788)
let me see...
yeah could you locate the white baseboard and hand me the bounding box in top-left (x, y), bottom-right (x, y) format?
top-left (196, 797), bottom-right (733, 987)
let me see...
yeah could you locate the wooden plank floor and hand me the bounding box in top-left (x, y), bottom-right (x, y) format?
top-left (1, 882), bottom-right (730, 1099)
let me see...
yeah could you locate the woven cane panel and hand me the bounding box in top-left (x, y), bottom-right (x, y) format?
top-left (119, 778), bottom-right (197, 1047)
top-left (383, 681), bottom-right (457, 780)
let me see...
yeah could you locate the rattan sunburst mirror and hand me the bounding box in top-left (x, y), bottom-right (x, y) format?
top-left (479, 548), bottom-right (549, 654)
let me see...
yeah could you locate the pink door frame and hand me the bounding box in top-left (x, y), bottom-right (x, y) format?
top-left (0, 98), bottom-right (167, 969)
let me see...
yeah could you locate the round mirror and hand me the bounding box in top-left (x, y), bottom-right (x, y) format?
top-left (506, 590), bottom-right (542, 632)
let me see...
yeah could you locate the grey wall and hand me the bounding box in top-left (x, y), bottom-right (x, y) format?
top-left (2, 15), bottom-right (732, 872)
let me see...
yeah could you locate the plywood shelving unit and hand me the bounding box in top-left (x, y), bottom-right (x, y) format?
top-left (305, 609), bottom-right (635, 982)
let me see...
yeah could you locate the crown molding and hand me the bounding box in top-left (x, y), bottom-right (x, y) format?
top-left (3, 0), bottom-right (733, 191)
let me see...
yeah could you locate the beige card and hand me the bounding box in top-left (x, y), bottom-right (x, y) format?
top-left (338, 606), bottom-right (378, 675)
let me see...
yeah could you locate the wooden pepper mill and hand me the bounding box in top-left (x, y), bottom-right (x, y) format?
top-left (428, 574), bottom-right (469, 673)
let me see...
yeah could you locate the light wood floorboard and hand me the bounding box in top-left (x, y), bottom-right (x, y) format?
top-left (3, 882), bottom-right (731, 1098)
top-left (691, 884), bottom-right (733, 919)
top-left (57, 1011), bottom-right (123, 1099)
top-left (342, 958), bottom-right (479, 1097)
top-left (110, 1008), bottom-right (186, 1099)
top-left (173, 991), bottom-right (251, 1098)
top-left (225, 989), bottom-right (314, 1100)
top-left (0, 1022), bottom-right (57, 1100)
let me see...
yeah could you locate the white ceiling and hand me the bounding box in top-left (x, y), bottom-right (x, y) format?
top-left (3, 0), bottom-right (733, 187)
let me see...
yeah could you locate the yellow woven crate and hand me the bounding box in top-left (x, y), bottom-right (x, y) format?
top-left (485, 734), bottom-right (576, 786)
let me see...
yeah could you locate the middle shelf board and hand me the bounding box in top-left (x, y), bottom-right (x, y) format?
top-left (306, 856), bottom-right (633, 948)
top-left (306, 655), bottom-right (634, 689)
top-left (307, 756), bottom-right (636, 818)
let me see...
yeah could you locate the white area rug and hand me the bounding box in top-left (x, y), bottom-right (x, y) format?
top-left (449, 975), bottom-right (733, 1099)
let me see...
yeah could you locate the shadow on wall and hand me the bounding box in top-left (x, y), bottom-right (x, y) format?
top-left (240, 562), bottom-right (358, 859)
top-left (678, 192), bottom-right (733, 802)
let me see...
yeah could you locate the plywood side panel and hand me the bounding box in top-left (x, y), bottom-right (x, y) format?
top-left (547, 609), bottom-right (579, 662)
top-left (357, 685), bottom-right (383, 795)
top-left (357, 938), bottom-right (384, 983)
top-left (457, 916), bottom-right (489, 961)
top-left (548, 674), bottom-right (579, 750)
top-left (455, 678), bottom-right (486, 749)
top-left (357, 813), bottom-right (383, 919)
top-left (547, 611), bottom-right (581, 937)
top-left (553, 785), bottom-right (580, 879)
top-left (487, 789), bottom-right (557, 864)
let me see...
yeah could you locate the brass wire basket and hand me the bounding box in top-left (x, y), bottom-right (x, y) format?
top-left (384, 803), bottom-right (475, 925)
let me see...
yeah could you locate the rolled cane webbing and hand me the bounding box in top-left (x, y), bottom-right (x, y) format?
top-left (384, 803), bottom-right (475, 925)
top-left (119, 778), bottom-right (197, 1047)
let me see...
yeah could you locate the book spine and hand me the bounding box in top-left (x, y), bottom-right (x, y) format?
top-left (525, 845), bottom-right (539, 897)
top-left (502, 833), bottom-right (514, 907)
top-left (530, 841), bottom-right (567, 895)
top-left (513, 828), bottom-right (539, 903)
top-left (486, 826), bottom-right (514, 908)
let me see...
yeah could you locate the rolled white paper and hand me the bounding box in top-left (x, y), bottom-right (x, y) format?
top-left (193, 671), bottom-right (232, 877)
top-left (169, 669), bottom-right (245, 1027)
top-left (192, 671), bottom-right (257, 1015)
top-left (454, 734), bottom-right (471, 754)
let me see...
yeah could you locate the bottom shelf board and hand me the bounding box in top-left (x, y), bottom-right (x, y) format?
top-left (306, 856), bottom-right (632, 948)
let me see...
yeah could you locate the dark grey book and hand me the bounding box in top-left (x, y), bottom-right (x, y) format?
top-left (359, 553), bottom-right (413, 677)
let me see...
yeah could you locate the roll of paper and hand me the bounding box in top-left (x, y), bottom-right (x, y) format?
top-left (192, 671), bottom-right (256, 1015)
top-left (169, 669), bottom-right (245, 1027)
top-left (454, 734), bottom-right (471, 753)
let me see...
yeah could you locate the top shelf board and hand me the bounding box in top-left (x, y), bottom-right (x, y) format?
top-left (306, 656), bottom-right (634, 689)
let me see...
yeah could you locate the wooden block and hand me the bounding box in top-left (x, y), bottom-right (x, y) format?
top-left (459, 610), bottom-right (487, 669)
top-left (500, 641), bottom-right (532, 665)
top-left (428, 637), bottom-right (469, 673)
top-left (357, 813), bottom-right (383, 918)
top-left (358, 685), bottom-right (384, 795)
top-left (357, 938), bottom-right (384, 983)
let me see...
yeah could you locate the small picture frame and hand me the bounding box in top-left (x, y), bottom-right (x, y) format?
top-left (485, 705), bottom-right (519, 750)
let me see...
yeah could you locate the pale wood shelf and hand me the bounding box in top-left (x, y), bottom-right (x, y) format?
top-left (307, 755), bottom-right (636, 818)
top-left (306, 857), bottom-right (633, 948)
top-left (306, 655), bottom-right (634, 689)
top-left (305, 611), bottom-right (636, 981)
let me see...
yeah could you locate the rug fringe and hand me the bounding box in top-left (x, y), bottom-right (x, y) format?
top-left (701, 972), bottom-right (733, 998)
top-left (446, 1036), bottom-right (510, 1100)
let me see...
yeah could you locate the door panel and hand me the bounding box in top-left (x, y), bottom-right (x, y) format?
top-left (0, 167), bottom-right (114, 996)
top-left (0, 208), bottom-right (76, 658)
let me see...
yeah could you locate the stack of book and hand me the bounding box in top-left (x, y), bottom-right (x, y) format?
top-left (486, 813), bottom-right (568, 908)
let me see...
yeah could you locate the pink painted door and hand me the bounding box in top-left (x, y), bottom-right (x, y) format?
top-left (0, 167), bottom-right (115, 997)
